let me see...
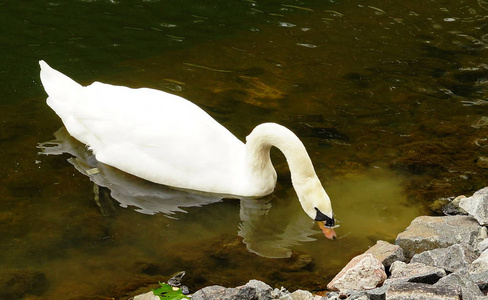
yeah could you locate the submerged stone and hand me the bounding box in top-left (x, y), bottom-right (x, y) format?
top-left (476, 156), bottom-right (488, 169)
top-left (0, 269), bottom-right (48, 299)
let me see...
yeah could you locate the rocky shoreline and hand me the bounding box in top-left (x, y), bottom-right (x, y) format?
top-left (134, 187), bottom-right (488, 300)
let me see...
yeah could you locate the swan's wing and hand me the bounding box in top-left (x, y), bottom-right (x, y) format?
top-left (57, 82), bottom-right (245, 193)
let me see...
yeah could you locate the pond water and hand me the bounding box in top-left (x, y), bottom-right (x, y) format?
top-left (1, 0), bottom-right (488, 299)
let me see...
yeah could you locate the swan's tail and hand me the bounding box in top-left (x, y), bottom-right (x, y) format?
top-left (39, 60), bottom-right (84, 115)
top-left (39, 60), bottom-right (83, 101)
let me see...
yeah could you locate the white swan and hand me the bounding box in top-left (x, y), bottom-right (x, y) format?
top-left (39, 60), bottom-right (335, 232)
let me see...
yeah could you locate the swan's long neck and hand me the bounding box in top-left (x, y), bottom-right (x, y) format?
top-left (244, 123), bottom-right (319, 196)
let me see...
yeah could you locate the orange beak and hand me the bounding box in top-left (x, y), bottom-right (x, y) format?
top-left (317, 221), bottom-right (337, 240)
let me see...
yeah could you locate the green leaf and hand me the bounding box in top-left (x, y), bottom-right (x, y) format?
top-left (152, 282), bottom-right (190, 300)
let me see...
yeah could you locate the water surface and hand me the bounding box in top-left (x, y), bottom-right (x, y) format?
top-left (1, 0), bottom-right (488, 299)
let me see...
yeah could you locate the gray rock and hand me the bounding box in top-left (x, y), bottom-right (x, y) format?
top-left (192, 280), bottom-right (289, 300)
top-left (434, 269), bottom-right (483, 300)
top-left (271, 287), bottom-right (290, 299)
top-left (321, 290), bottom-right (366, 300)
top-left (348, 290), bottom-right (369, 300)
top-left (327, 254), bottom-right (387, 291)
top-left (365, 240), bottom-right (405, 268)
top-left (411, 243), bottom-right (478, 273)
top-left (385, 282), bottom-right (460, 299)
top-left (442, 196), bottom-right (468, 215)
top-left (133, 291), bottom-right (160, 300)
top-left (365, 284), bottom-right (388, 300)
top-left (192, 285), bottom-right (256, 300)
top-left (479, 227), bottom-right (488, 246)
top-left (459, 187), bottom-right (488, 226)
top-left (388, 261), bottom-right (446, 284)
top-left (233, 286), bottom-right (257, 300)
top-left (468, 248), bottom-right (488, 289)
top-left (279, 290), bottom-right (317, 300)
top-left (478, 238), bottom-right (488, 253)
top-left (323, 291), bottom-right (339, 300)
top-left (245, 280), bottom-right (274, 299)
top-left (187, 285), bottom-right (223, 300)
top-left (395, 215), bottom-right (483, 259)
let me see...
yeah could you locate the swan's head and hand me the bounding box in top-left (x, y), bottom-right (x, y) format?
top-left (296, 178), bottom-right (334, 221)
top-left (295, 178), bottom-right (336, 238)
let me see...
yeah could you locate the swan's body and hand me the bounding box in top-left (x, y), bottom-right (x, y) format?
top-left (39, 60), bottom-right (334, 228)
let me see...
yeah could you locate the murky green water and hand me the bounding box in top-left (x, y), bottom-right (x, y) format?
top-left (1, 0), bottom-right (488, 299)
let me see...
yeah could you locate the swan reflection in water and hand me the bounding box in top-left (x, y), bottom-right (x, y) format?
top-left (39, 127), bottom-right (323, 258)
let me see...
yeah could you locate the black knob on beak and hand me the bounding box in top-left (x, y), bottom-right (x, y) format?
top-left (314, 207), bottom-right (335, 227)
